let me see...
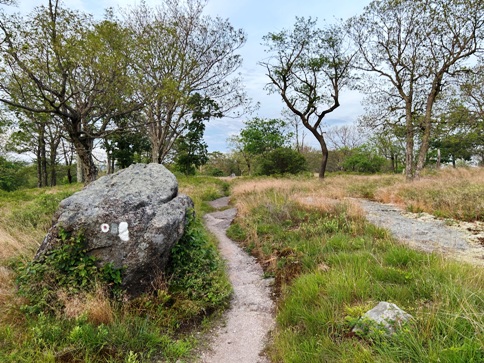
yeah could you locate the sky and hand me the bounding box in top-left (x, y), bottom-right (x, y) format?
top-left (13, 0), bottom-right (370, 153)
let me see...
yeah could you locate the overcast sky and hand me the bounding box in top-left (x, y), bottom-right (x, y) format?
top-left (14, 0), bottom-right (370, 152)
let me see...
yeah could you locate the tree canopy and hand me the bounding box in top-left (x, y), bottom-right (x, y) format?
top-left (348, 0), bottom-right (484, 179)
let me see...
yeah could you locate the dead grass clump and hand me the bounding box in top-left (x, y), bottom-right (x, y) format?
top-left (375, 168), bottom-right (484, 221)
top-left (0, 266), bottom-right (15, 306)
top-left (0, 227), bottom-right (37, 260)
top-left (59, 287), bottom-right (114, 326)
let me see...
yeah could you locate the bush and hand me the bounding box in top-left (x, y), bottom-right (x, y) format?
top-left (257, 147), bottom-right (308, 176)
top-left (0, 157), bottom-right (28, 191)
top-left (342, 146), bottom-right (386, 173)
top-left (168, 213), bottom-right (231, 316)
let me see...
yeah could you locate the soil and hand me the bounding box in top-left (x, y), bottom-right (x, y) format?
top-left (199, 198), bottom-right (275, 363)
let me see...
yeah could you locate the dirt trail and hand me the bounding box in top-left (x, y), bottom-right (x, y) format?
top-left (200, 197), bottom-right (274, 363)
top-left (359, 200), bottom-right (484, 266)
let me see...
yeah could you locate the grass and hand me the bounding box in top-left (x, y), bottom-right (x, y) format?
top-left (0, 176), bottom-right (231, 362)
top-left (229, 168), bottom-right (484, 362)
top-left (1, 167), bottom-right (482, 362)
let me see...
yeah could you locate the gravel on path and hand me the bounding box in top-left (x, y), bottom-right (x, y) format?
top-left (200, 198), bottom-right (275, 363)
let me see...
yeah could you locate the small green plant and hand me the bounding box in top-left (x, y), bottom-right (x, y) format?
top-left (16, 229), bottom-right (123, 314)
top-left (168, 212), bottom-right (231, 318)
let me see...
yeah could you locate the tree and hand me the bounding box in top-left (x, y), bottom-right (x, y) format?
top-left (429, 100), bottom-right (483, 167)
top-left (261, 17), bottom-right (355, 178)
top-left (0, 0), bottom-right (140, 183)
top-left (257, 147), bottom-right (308, 176)
top-left (203, 151), bottom-right (241, 176)
top-left (174, 94), bottom-right (220, 175)
top-left (342, 145), bottom-right (386, 173)
top-left (125, 0), bottom-right (248, 164)
top-left (459, 62), bottom-right (484, 163)
top-left (348, 0), bottom-right (484, 180)
top-left (230, 117), bottom-right (292, 174)
top-left (6, 112), bottom-right (63, 187)
top-left (368, 127), bottom-right (405, 173)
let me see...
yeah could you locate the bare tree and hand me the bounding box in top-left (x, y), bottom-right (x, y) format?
top-left (260, 17), bottom-right (355, 178)
top-left (325, 125), bottom-right (363, 150)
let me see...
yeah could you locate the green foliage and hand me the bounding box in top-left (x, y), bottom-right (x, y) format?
top-left (168, 212), bottom-right (231, 314)
top-left (175, 94), bottom-right (223, 175)
top-left (0, 156), bottom-right (28, 191)
top-left (342, 146), bottom-right (386, 173)
top-left (106, 130), bottom-right (151, 169)
top-left (202, 151), bottom-right (241, 177)
top-left (238, 117), bottom-right (292, 155)
top-left (10, 190), bottom-right (74, 229)
top-left (16, 230), bottom-right (123, 314)
top-left (257, 147), bottom-right (308, 176)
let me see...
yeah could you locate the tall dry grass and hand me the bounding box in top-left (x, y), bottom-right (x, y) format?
top-left (375, 168), bottom-right (484, 221)
top-left (231, 168), bottom-right (483, 222)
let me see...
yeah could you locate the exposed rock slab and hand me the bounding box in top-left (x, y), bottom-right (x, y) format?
top-left (36, 163), bottom-right (193, 297)
top-left (360, 200), bottom-right (484, 266)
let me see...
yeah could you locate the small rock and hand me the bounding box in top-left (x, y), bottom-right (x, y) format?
top-left (353, 301), bottom-right (412, 336)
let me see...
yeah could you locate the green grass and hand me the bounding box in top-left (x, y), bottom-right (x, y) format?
top-left (0, 175), bottom-right (232, 363)
top-left (229, 181), bottom-right (484, 362)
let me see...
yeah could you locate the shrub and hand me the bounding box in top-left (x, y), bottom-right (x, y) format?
top-left (15, 230), bottom-right (122, 314)
top-left (168, 213), bottom-right (231, 317)
top-left (257, 147), bottom-right (308, 176)
top-left (342, 146), bottom-right (386, 173)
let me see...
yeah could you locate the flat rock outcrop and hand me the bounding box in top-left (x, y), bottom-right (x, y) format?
top-left (36, 163), bottom-right (193, 297)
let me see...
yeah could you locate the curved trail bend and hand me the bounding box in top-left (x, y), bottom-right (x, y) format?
top-left (200, 197), bottom-right (274, 363)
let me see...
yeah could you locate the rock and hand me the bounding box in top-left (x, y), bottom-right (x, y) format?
top-left (35, 163), bottom-right (194, 297)
top-left (353, 301), bottom-right (413, 336)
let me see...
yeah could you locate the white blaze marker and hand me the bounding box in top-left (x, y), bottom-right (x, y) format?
top-left (101, 223), bottom-right (110, 233)
top-left (118, 222), bottom-right (129, 241)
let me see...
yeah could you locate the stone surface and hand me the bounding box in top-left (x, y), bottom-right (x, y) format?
top-left (353, 301), bottom-right (413, 335)
top-left (36, 163), bottom-right (193, 297)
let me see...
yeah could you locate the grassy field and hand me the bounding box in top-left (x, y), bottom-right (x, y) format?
top-left (0, 176), bottom-right (231, 363)
top-left (228, 168), bottom-right (484, 362)
top-left (1, 168), bottom-right (483, 362)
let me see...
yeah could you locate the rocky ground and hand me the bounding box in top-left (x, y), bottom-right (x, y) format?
top-left (359, 200), bottom-right (484, 266)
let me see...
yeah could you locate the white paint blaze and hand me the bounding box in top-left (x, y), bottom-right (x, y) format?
top-left (118, 222), bottom-right (129, 241)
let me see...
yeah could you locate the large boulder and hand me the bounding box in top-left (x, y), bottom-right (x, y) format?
top-left (36, 163), bottom-right (193, 297)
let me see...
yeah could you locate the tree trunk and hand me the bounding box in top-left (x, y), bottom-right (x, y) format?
top-left (36, 146), bottom-right (42, 188)
top-left (436, 149), bottom-right (441, 169)
top-left (310, 129), bottom-right (328, 179)
top-left (39, 127), bottom-right (48, 187)
top-left (49, 139), bottom-right (61, 187)
top-left (73, 137), bottom-right (97, 184)
top-left (49, 151), bottom-right (57, 187)
top-left (76, 154), bottom-right (84, 183)
top-left (67, 167), bottom-right (72, 184)
top-left (415, 82), bottom-right (440, 178)
top-left (404, 103), bottom-right (415, 181)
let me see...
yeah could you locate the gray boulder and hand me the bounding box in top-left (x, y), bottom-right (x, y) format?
top-left (353, 301), bottom-right (413, 336)
top-left (36, 163), bottom-right (194, 297)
